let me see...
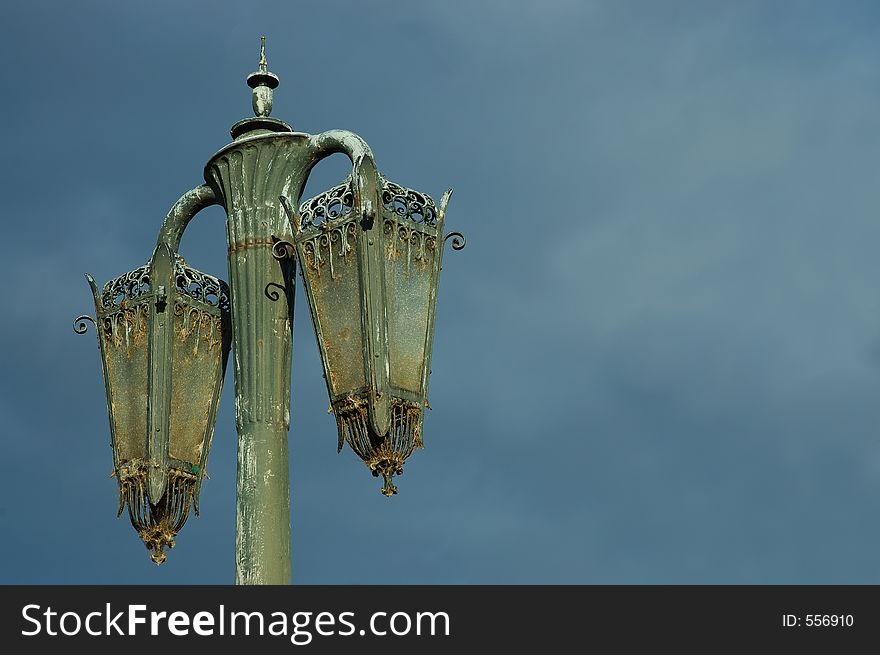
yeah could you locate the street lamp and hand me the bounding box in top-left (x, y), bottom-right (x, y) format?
top-left (74, 38), bottom-right (463, 583)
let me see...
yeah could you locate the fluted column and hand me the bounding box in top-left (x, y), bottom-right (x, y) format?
top-left (206, 132), bottom-right (311, 584)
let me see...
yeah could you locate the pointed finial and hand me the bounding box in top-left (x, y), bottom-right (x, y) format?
top-left (380, 472), bottom-right (398, 497)
top-left (246, 35), bottom-right (279, 118)
top-left (259, 35), bottom-right (267, 73)
top-left (230, 36), bottom-right (292, 139)
top-left (247, 35), bottom-right (278, 118)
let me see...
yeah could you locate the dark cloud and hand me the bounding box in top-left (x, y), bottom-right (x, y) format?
top-left (2, 1), bottom-right (880, 583)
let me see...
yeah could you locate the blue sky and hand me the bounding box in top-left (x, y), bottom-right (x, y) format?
top-left (3, 0), bottom-right (880, 583)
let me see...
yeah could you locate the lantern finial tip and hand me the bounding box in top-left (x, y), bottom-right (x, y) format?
top-left (380, 473), bottom-right (398, 497)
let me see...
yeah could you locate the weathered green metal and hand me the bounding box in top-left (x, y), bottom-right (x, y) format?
top-left (200, 40), bottom-right (459, 582)
top-left (286, 158), bottom-right (455, 496)
top-left (75, 189), bottom-right (230, 564)
top-left (75, 36), bottom-right (463, 582)
top-left (203, 38), bottom-right (307, 585)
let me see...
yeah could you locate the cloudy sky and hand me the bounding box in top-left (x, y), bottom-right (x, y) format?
top-left (2, 0), bottom-right (880, 584)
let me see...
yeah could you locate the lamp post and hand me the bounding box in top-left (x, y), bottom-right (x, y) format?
top-left (74, 38), bottom-right (463, 584)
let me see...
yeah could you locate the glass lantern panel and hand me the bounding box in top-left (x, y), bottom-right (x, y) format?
top-left (304, 233), bottom-right (366, 396)
top-left (168, 302), bottom-right (225, 467)
top-left (103, 302), bottom-right (149, 463)
top-left (384, 224), bottom-right (435, 396)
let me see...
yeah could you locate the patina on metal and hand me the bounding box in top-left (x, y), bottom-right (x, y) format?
top-left (203, 39), bottom-right (300, 586)
top-left (282, 169), bottom-right (458, 496)
top-left (75, 37), bottom-right (463, 583)
top-left (75, 189), bottom-right (230, 564)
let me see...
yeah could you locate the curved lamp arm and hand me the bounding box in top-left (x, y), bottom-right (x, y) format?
top-left (155, 184), bottom-right (220, 251)
top-left (307, 130), bottom-right (380, 223)
top-left (303, 129), bottom-right (388, 435)
top-left (309, 129), bottom-right (375, 167)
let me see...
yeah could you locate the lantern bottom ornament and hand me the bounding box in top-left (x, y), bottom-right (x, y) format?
top-left (334, 394), bottom-right (425, 496)
top-left (116, 462), bottom-right (199, 564)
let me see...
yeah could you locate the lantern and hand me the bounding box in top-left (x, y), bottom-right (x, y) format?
top-left (282, 156), bottom-right (461, 496)
top-left (75, 242), bottom-right (230, 563)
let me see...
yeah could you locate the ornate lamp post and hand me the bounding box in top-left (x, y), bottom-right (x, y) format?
top-left (74, 38), bottom-right (463, 584)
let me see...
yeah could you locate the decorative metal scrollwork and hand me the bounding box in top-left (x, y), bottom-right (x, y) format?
top-left (73, 314), bottom-right (96, 334)
top-left (270, 235), bottom-right (296, 261)
top-left (174, 257), bottom-right (230, 312)
top-left (264, 283), bottom-right (286, 302)
top-left (384, 220), bottom-right (436, 272)
top-left (99, 256), bottom-right (229, 313)
top-left (101, 265), bottom-right (151, 309)
top-left (297, 175), bottom-right (445, 280)
top-left (444, 231), bottom-right (466, 251)
top-left (299, 176), bottom-right (440, 230)
top-left (299, 222), bottom-right (358, 279)
top-left (101, 303), bottom-right (150, 348)
top-left (382, 180), bottom-right (437, 226)
top-left (173, 302), bottom-right (225, 350)
top-left (299, 178), bottom-right (354, 229)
